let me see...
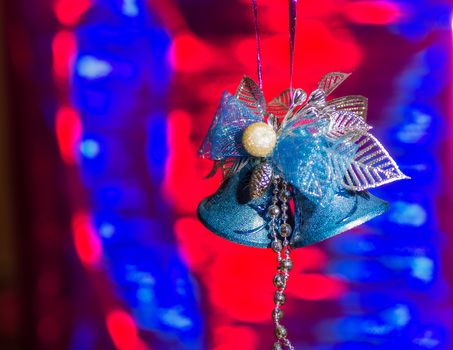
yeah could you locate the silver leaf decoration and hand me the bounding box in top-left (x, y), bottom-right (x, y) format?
top-left (268, 89), bottom-right (293, 119)
top-left (328, 133), bottom-right (360, 186)
top-left (328, 95), bottom-right (368, 120)
top-left (235, 75), bottom-right (266, 117)
top-left (206, 159), bottom-right (233, 179)
top-left (206, 158), bottom-right (249, 181)
top-left (341, 132), bottom-right (410, 191)
top-left (318, 72), bottom-right (351, 96)
top-left (268, 88), bottom-right (307, 119)
top-left (267, 113), bottom-right (280, 132)
top-left (292, 89), bottom-right (307, 107)
top-left (307, 89), bottom-right (327, 109)
top-left (224, 157), bottom-right (250, 180)
top-left (326, 110), bottom-right (371, 140)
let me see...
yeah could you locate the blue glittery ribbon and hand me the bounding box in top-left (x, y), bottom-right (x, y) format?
top-left (198, 89), bottom-right (354, 203)
top-left (198, 75), bottom-right (408, 204)
top-left (198, 91), bottom-right (263, 160)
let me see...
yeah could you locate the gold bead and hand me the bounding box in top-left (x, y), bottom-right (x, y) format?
top-left (242, 122), bottom-right (277, 157)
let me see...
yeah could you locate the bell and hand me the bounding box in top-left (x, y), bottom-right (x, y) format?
top-left (197, 162), bottom-right (274, 248)
top-left (198, 164), bottom-right (389, 249)
top-left (290, 189), bottom-right (388, 248)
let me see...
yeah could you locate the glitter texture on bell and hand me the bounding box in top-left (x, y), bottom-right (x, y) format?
top-left (290, 189), bottom-right (388, 248)
top-left (197, 161), bottom-right (389, 248)
top-left (197, 161), bottom-right (274, 248)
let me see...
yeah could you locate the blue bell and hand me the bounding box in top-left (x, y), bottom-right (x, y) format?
top-left (290, 189), bottom-right (388, 248)
top-left (198, 164), bottom-right (389, 249)
top-left (197, 162), bottom-right (273, 248)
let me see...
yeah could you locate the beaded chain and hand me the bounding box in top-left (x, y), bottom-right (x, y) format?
top-left (269, 176), bottom-right (295, 350)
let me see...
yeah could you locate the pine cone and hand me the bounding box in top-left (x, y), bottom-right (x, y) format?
top-left (249, 162), bottom-right (273, 200)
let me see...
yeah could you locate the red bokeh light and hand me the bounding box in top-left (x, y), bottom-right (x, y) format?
top-left (55, 106), bottom-right (82, 165)
top-left (291, 246), bottom-right (327, 271)
top-left (174, 217), bottom-right (217, 271)
top-left (342, 1), bottom-right (402, 25)
top-left (71, 212), bottom-right (102, 267)
top-left (213, 325), bottom-right (259, 350)
top-left (288, 273), bottom-right (346, 300)
top-left (54, 0), bottom-right (92, 26)
top-left (52, 30), bottom-right (77, 81)
top-left (164, 110), bottom-right (220, 214)
top-left (174, 217), bottom-right (340, 323)
top-left (207, 247), bottom-right (277, 322)
top-left (233, 26), bottom-right (362, 99)
top-left (169, 32), bottom-right (215, 72)
top-left (106, 309), bottom-right (140, 350)
top-left (174, 217), bottom-right (275, 322)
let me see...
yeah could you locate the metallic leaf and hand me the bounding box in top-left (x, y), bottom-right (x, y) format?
top-left (326, 110), bottom-right (371, 140)
top-left (307, 89), bottom-right (327, 108)
top-left (328, 133), bottom-right (360, 183)
top-left (235, 75), bottom-right (266, 117)
top-left (328, 95), bottom-right (368, 120)
top-left (267, 113), bottom-right (280, 132)
top-left (268, 88), bottom-right (307, 119)
top-left (206, 158), bottom-right (250, 181)
top-left (206, 159), bottom-right (234, 179)
top-left (341, 132), bottom-right (410, 191)
top-left (292, 88), bottom-right (307, 107)
top-left (226, 158), bottom-right (250, 180)
top-left (267, 89), bottom-right (292, 119)
top-left (206, 160), bottom-right (224, 179)
top-left (317, 72), bottom-right (351, 96)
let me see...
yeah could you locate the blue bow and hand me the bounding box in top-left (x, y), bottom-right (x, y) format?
top-left (199, 73), bottom-right (408, 204)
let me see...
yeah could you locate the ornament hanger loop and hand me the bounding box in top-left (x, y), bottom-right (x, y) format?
top-left (251, 0), bottom-right (299, 100)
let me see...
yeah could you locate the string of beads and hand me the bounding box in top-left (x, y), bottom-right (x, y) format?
top-left (269, 176), bottom-right (295, 350)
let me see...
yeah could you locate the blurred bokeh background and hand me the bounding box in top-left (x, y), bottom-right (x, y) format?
top-left (0, 0), bottom-right (452, 349)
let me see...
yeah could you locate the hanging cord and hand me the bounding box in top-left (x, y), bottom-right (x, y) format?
top-left (252, 0), bottom-right (298, 96)
top-left (289, 0), bottom-right (298, 101)
top-left (251, 0), bottom-right (264, 90)
top-left (250, 1), bottom-right (298, 348)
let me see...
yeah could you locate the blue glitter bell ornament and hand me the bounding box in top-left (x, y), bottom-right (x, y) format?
top-left (290, 189), bottom-right (388, 248)
top-left (198, 73), bottom-right (409, 248)
top-left (198, 161), bottom-right (274, 248)
top-left (198, 164), bottom-right (389, 248)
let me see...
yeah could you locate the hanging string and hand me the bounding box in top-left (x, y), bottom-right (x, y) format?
top-left (251, 0), bottom-right (263, 90)
top-left (289, 0), bottom-right (298, 101)
top-left (249, 2), bottom-right (299, 349)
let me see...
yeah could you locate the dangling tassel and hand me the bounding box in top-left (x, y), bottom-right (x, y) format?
top-left (269, 177), bottom-right (295, 350)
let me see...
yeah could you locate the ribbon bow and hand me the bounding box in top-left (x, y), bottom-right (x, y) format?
top-left (199, 72), bottom-right (408, 203)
